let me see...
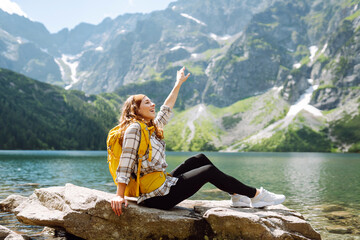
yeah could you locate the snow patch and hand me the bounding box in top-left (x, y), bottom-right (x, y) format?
top-left (83, 41), bottom-right (94, 48)
top-left (14, 37), bottom-right (28, 45)
top-left (170, 45), bottom-right (184, 51)
top-left (247, 81), bottom-right (323, 142)
top-left (180, 13), bottom-right (206, 26)
top-left (40, 48), bottom-right (48, 53)
top-left (1, 32), bottom-right (20, 61)
top-left (0, 0), bottom-right (28, 17)
top-left (293, 63), bottom-right (301, 69)
top-left (191, 53), bottom-right (198, 58)
top-left (186, 104), bottom-right (206, 143)
top-left (286, 82), bottom-right (321, 117)
top-left (95, 46), bottom-right (104, 51)
top-left (303, 104), bottom-right (323, 117)
top-left (209, 33), bottom-right (231, 41)
top-left (309, 46), bottom-right (318, 63)
top-left (172, 6), bottom-right (176, 10)
top-left (272, 86), bottom-right (284, 93)
top-left (205, 58), bottom-right (217, 76)
top-left (54, 58), bottom-right (65, 80)
top-left (55, 54), bottom-right (83, 90)
top-left (321, 43), bottom-right (328, 54)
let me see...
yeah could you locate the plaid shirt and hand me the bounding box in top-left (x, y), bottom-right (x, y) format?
top-left (115, 105), bottom-right (178, 203)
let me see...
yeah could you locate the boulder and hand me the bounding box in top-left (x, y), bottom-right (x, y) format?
top-left (0, 195), bottom-right (27, 212)
top-left (0, 225), bottom-right (30, 240)
top-left (325, 225), bottom-right (353, 234)
top-left (1, 183), bottom-right (321, 240)
top-left (180, 201), bottom-right (321, 240)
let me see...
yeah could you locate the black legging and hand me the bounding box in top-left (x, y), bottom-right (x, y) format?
top-left (142, 153), bottom-right (257, 210)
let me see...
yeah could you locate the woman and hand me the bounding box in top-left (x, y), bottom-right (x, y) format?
top-left (111, 67), bottom-right (285, 216)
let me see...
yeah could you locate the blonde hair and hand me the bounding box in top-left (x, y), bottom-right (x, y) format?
top-left (118, 95), bottom-right (164, 144)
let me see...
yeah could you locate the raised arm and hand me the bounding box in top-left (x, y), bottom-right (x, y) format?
top-left (163, 67), bottom-right (190, 110)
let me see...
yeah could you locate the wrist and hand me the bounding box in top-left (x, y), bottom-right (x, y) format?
top-left (174, 81), bottom-right (182, 88)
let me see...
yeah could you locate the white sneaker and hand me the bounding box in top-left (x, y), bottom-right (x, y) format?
top-left (230, 194), bottom-right (252, 208)
top-left (251, 187), bottom-right (286, 208)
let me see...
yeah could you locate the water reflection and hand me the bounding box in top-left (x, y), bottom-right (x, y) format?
top-left (284, 153), bottom-right (326, 206)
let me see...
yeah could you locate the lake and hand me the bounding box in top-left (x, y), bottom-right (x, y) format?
top-left (0, 151), bottom-right (359, 239)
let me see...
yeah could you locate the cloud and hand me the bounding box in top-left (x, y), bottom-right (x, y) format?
top-left (128, 0), bottom-right (134, 6)
top-left (0, 0), bottom-right (27, 17)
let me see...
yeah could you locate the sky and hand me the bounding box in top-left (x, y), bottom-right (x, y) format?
top-left (0, 0), bottom-right (175, 33)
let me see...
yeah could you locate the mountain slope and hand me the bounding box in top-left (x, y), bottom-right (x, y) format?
top-left (0, 68), bottom-right (119, 150)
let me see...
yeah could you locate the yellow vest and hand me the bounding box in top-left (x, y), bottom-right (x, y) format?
top-left (106, 121), bottom-right (166, 197)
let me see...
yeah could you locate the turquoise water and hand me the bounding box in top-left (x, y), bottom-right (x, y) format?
top-left (0, 151), bottom-right (359, 239)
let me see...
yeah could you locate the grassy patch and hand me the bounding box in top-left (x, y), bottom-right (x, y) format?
top-left (341, 0), bottom-right (360, 8)
top-left (189, 120), bottom-right (220, 151)
top-left (330, 112), bottom-right (360, 144)
top-left (244, 125), bottom-right (332, 152)
top-left (335, 56), bottom-right (351, 78)
top-left (266, 107), bottom-right (289, 127)
top-left (164, 117), bottom-right (190, 151)
top-left (203, 48), bottom-right (224, 60)
top-left (345, 9), bottom-right (360, 21)
top-left (208, 96), bottom-right (258, 117)
top-left (148, 67), bottom-right (164, 81)
top-left (349, 142), bottom-right (360, 153)
top-left (317, 85), bottom-right (337, 90)
top-left (222, 114), bottom-right (242, 129)
top-left (317, 54), bottom-right (330, 64)
top-left (183, 62), bottom-right (205, 76)
top-left (322, 108), bottom-right (337, 115)
top-left (247, 37), bottom-right (273, 51)
top-left (300, 56), bottom-right (310, 65)
top-left (257, 22), bottom-right (279, 28)
top-left (164, 105), bottom-right (223, 151)
top-left (250, 97), bottom-right (285, 125)
top-left (230, 55), bottom-right (249, 64)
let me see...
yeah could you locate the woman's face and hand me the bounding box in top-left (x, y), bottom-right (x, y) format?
top-left (138, 96), bottom-right (156, 121)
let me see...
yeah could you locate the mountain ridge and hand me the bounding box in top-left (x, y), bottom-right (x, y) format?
top-left (0, 0), bottom-right (359, 152)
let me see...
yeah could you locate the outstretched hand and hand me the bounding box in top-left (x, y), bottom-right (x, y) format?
top-left (163, 66), bottom-right (190, 109)
top-left (176, 67), bottom-right (190, 85)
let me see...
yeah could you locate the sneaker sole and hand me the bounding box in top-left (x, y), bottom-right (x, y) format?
top-left (252, 198), bottom-right (285, 208)
top-left (230, 203), bottom-right (251, 208)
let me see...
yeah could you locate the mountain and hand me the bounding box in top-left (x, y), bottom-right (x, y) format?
top-left (0, 0), bottom-right (359, 152)
top-left (0, 1), bottom-right (273, 94)
top-left (0, 9), bottom-right (63, 86)
top-left (0, 68), bottom-right (120, 150)
top-left (161, 0), bottom-right (360, 152)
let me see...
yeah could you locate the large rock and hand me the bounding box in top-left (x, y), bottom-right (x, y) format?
top-left (0, 183), bottom-right (321, 240)
top-left (0, 195), bottom-right (27, 212)
top-left (0, 225), bottom-right (30, 240)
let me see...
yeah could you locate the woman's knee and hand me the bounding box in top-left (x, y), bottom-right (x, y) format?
top-left (195, 153), bottom-right (207, 159)
top-left (194, 153), bottom-right (212, 165)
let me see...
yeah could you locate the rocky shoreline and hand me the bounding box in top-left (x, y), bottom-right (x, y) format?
top-left (0, 183), bottom-right (321, 240)
top-left (299, 203), bottom-right (360, 239)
